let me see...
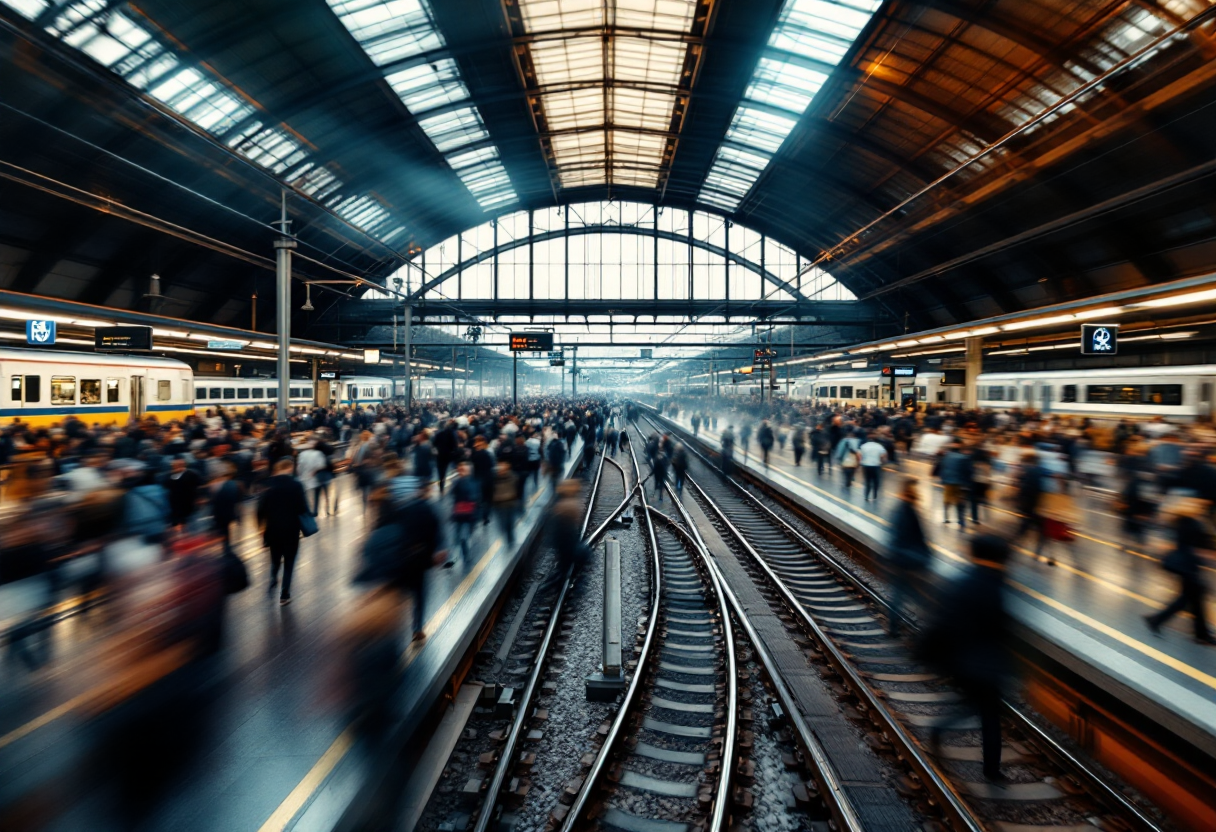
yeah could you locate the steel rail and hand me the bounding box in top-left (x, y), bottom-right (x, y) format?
top-left (645, 408), bottom-right (1167, 832)
top-left (648, 497), bottom-right (735, 832)
top-left (655, 507), bottom-right (865, 832)
top-left (559, 437), bottom-right (662, 832)
top-left (473, 435), bottom-right (619, 832)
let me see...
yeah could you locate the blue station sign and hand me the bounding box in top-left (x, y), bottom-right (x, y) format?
top-left (26, 320), bottom-right (56, 345)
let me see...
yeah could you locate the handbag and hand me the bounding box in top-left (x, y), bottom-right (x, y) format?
top-left (452, 500), bottom-right (477, 521)
top-left (221, 549), bottom-right (250, 593)
top-left (299, 512), bottom-right (319, 538)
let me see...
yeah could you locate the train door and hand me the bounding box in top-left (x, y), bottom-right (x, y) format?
top-left (1022, 384), bottom-right (1035, 409)
top-left (130, 376), bottom-right (145, 418)
top-left (1039, 383), bottom-right (1053, 413)
top-left (1200, 381), bottom-right (1213, 420)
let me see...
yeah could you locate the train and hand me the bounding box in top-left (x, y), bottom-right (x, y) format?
top-left (192, 374), bottom-right (398, 411)
top-left (787, 370), bottom-right (959, 410)
top-left (1, 347), bottom-right (195, 428)
top-left (974, 366), bottom-right (1213, 421)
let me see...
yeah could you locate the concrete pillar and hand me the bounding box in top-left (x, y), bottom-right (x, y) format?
top-left (402, 304), bottom-right (412, 410)
top-left (964, 336), bottom-right (982, 410)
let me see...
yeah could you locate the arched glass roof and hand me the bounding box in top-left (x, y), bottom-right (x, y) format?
top-left (383, 200), bottom-right (854, 303)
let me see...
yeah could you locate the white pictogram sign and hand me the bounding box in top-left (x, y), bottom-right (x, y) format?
top-left (26, 320), bottom-right (56, 345)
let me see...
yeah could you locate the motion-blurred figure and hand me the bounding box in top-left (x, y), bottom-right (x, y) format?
top-left (922, 535), bottom-right (1012, 782)
top-left (1146, 497), bottom-right (1215, 645)
top-left (540, 479), bottom-right (590, 593)
top-left (257, 457), bottom-right (310, 605)
top-left (449, 461), bottom-right (480, 566)
top-left (720, 425), bottom-right (736, 477)
top-left (757, 420), bottom-right (774, 468)
top-left (493, 460), bottom-right (520, 547)
top-left (671, 442), bottom-right (688, 495)
top-left (652, 446), bottom-right (669, 503)
top-left (886, 477), bottom-right (929, 637)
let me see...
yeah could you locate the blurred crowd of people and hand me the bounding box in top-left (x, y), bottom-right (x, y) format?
top-left (0, 395), bottom-right (610, 733)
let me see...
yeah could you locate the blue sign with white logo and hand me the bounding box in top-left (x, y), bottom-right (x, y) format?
top-left (1081, 323), bottom-right (1118, 355)
top-left (26, 320), bottom-right (56, 345)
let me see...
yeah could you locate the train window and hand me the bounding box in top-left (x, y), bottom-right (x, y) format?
top-left (816, 386), bottom-right (827, 397)
top-left (10, 376), bottom-right (19, 403)
top-left (51, 376), bottom-right (76, 406)
top-left (107, 378), bottom-right (120, 403)
top-left (829, 386), bottom-right (838, 398)
top-left (157, 380), bottom-right (171, 401)
top-left (209, 388), bottom-right (221, 399)
top-left (1143, 385), bottom-right (1183, 406)
top-left (223, 388), bottom-right (235, 399)
top-left (252, 388), bottom-right (264, 399)
top-left (840, 386), bottom-right (853, 398)
top-left (80, 379), bottom-right (101, 405)
top-left (24, 375), bottom-right (40, 403)
top-left (379, 386), bottom-right (386, 398)
top-left (984, 386), bottom-right (1001, 401)
top-left (237, 388), bottom-right (250, 399)
top-left (1061, 385), bottom-right (1077, 403)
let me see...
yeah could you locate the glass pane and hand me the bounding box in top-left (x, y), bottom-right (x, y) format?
top-left (51, 376), bottom-right (76, 406)
top-left (106, 378), bottom-right (120, 403)
top-left (80, 379), bottom-right (101, 405)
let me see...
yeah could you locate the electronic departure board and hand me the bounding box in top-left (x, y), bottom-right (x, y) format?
top-left (509, 332), bottom-right (554, 352)
top-left (95, 326), bottom-right (153, 353)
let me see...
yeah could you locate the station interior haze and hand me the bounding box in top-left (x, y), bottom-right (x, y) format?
top-left (2, 0), bottom-right (1216, 830)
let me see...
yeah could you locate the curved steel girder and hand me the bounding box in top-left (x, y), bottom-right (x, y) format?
top-left (407, 224), bottom-right (811, 302)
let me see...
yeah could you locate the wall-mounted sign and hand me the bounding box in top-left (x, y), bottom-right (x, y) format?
top-left (95, 326), bottom-right (153, 353)
top-left (207, 340), bottom-right (244, 350)
top-left (1081, 323), bottom-right (1118, 355)
top-left (363, 348), bottom-right (380, 363)
top-left (753, 348), bottom-right (775, 369)
top-left (319, 371), bottom-right (337, 379)
top-left (26, 320), bottom-right (55, 345)
top-left (640, 348), bottom-right (653, 359)
top-left (881, 365), bottom-right (917, 378)
top-left (509, 332), bottom-right (554, 352)
top-left (550, 359), bottom-right (565, 367)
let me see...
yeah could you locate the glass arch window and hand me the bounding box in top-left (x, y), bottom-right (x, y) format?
top-left (386, 201), bottom-right (855, 303)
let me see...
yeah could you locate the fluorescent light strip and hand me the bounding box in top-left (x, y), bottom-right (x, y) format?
top-left (696, 0), bottom-right (881, 210)
top-left (327, 0), bottom-right (516, 209)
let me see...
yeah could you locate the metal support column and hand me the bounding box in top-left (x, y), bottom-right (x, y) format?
top-left (452, 347), bottom-right (457, 401)
top-left (965, 337), bottom-right (982, 410)
top-left (572, 347), bottom-right (578, 397)
top-left (586, 537), bottom-right (625, 700)
top-left (402, 303), bottom-right (412, 411)
top-left (273, 191), bottom-right (295, 427)
top-left (513, 353), bottom-right (518, 409)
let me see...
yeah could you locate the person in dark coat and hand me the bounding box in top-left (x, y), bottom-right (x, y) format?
top-left (1146, 498), bottom-right (1214, 645)
top-left (210, 460), bottom-right (244, 557)
top-left (791, 425), bottom-right (807, 467)
top-left (652, 448), bottom-right (670, 503)
top-left (546, 433), bottom-right (567, 488)
top-left (257, 457), bottom-right (311, 605)
top-left (412, 431), bottom-right (435, 484)
top-left (925, 535), bottom-right (1013, 781)
top-left (671, 443), bottom-right (689, 494)
top-left (166, 456), bottom-right (202, 529)
top-left (1014, 451), bottom-right (1046, 556)
top-left (392, 481), bottom-right (445, 643)
top-left (886, 477), bottom-right (930, 636)
top-left (757, 421), bottom-right (775, 467)
top-left (432, 421), bottom-right (458, 494)
top-left (471, 436), bottom-right (496, 526)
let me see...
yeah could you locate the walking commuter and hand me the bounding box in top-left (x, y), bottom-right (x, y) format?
top-left (605, 425), bottom-right (619, 458)
top-left (791, 424), bottom-right (806, 467)
top-left (923, 535), bottom-right (1013, 783)
top-left (526, 430), bottom-right (543, 488)
top-left (166, 456), bottom-right (202, 529)
top-left (739, 423), bottom-right (752, 460)
top-left (691, 413), bottom-right (701, 437)
top-left (258, 457), bottom-right (311, 605)
top-left (652, 447), bottom-right (670, 503)
top-left (1146, 497), bottom-right (1215, 645)
top-left (720, 426), bottom-right (736, 477)
top-left (413, 431), bottom-right (435, 485)
top-left (937, 442), bottom-right (973, 528)
top-left (886, 477), bottom-right (930, 636)
top-left (433, 420), bottom-right (458, 494)
top-left (1014, 451), bottom-right (1048, 562)
top-left (811, 423), bottom-right (831, 475)
top-left (392, 479), bottom-right (446, 643)
top-left (449, 461), bottom-right (480, 566)
top-left (671, 443), bottom-right (688, 495)
top-left (834, 430), bottom-right (861, 489)
top-left (493, 460), bottom-right (520, 547)
top-left (859, 432), bottom-right (888, 502)
top-left (471, 436), bottom-right (496, 526)
top-left (210, 460), bottom-right (244, 557)
top-left (540, 479), bottom-right (591, 593)
top-left (546, 432), bottom-right (567, 489)
top-left (757, 420), bottom-right (775, 468)
top-left (297, 439), bottom-right (328, 517)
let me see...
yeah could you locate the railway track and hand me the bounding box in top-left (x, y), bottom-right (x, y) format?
top-left (640, 411), bottom-right (1167, 832)
top-left (467, 432), bottom-right (636, 832)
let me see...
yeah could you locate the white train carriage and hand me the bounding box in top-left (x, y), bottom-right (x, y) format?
top-left (788, 370), bottom-right (955, 410)
top-left (1, 347), bottom-right (194, 428)
top-left (194, 377), bottom-right (313, 412)
top-left (976, 366), bottom-right (1216, 420)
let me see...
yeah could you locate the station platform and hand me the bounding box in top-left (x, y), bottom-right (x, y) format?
top-left (0, 442), bottom-right (583, 832)
top-left (641, 407), bottom-right (1216, 761)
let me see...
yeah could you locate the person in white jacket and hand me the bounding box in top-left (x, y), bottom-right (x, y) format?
top-left (296, 439), bottom-right (328, 517)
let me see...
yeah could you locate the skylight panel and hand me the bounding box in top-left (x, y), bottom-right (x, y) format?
top-left (697, 0), bottom-right (879, 210)
top-left (326, 0), bottom-right (440, 65)
top-left (290, 164), bottom-right (343, 200)
top-left (529, 38), bottom-right (604, 85)
top-left (541, 88), bottom-right (604, 131)
top-left (613, 37), bottom-right (686, 86)
top-left (387, 58), bottom-right (470, 112)
top-left (226, 123), bottom-right (309, 174)
top-left (519, 0), bottom-right (604, 32)
top-left (328, 0), bottom-right (516, 208)
top-left (613, 89), bottom-right (679, 131)
top-left (417, 106), bottom-right (489, 153)
top-left (0, 0), bottom-right (47, 18)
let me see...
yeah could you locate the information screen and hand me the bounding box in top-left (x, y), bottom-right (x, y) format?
top-left (1080, 324), bottom-right (1118, 355)
top-left (753, 348), bottom-right (775, 368)
top-left (95, 326), bottom-right (153, 352)
top-left (881, 365), bottom-right (917, 378)
top-left (509, 332), bottom-right (554, 352)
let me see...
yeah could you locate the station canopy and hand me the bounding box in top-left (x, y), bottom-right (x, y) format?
top-left (0, 0), bottom-right (1214, 366)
